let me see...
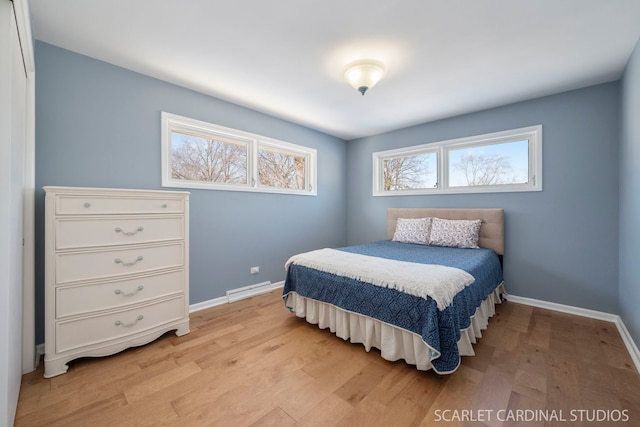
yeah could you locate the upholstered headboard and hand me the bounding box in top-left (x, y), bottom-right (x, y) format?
top-left (387, 208), bottom-right (504, 255)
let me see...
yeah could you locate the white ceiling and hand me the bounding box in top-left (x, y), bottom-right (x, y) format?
top-left (30, 0), bottom-right (640, 140)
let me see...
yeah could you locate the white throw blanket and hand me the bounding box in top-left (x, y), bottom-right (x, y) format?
top-left (285, 248), bottom-right (475, 310)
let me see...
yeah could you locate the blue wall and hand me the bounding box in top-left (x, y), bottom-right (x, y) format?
top-left (620, 37), bottom-right (640, 346)
top-left (34, 42), bottom-right (348, 342)
top-left (346, 83), bottom-right (620, 313)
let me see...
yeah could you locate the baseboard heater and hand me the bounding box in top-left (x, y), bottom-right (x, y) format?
top-left (226, 281), bottom-right (274, 303)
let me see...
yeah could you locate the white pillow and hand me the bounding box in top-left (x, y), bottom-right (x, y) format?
top-left (429, 218), bottom-right (482, 248)
top-left (392, 217), bottom-right (432, 245)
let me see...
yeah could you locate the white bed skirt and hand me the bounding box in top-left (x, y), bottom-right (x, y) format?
top-left (284, 282), bottom-right (505, 373)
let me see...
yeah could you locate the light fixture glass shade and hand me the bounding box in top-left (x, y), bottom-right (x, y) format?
top-left (344, 60), bottom-right (386, 95)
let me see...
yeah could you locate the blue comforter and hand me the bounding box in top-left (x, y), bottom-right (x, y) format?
top-left (283, 240), bottom-right (503, 373)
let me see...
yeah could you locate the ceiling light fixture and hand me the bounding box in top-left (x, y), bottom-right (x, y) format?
top-left (343, 59), bottom-right (386, 96)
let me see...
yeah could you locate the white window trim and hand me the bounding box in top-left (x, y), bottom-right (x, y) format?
top-left (161, 112), bottom-right (317, 196)
top-left (373, 125), bottom-right (542, 196)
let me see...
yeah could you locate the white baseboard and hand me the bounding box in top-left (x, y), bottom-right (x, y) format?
top-left (189, 295), bottom-right (228, 313)
top-left (612, 316), bottom-right (640, 375)
top-left (189, 281), bottom-right (284, 313)
top-left (504, 294), bottom-right (618, 322)
top-left (504, 294), bottom-right (640, 374)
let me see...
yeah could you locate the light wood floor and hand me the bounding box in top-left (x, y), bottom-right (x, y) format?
top-left (15, 290), bottom-right (640, 426)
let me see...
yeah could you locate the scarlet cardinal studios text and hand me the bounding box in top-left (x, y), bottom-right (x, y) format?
top-left (433, 409), bottom-right (629, 423)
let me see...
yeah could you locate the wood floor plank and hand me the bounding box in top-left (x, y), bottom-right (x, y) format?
top-left (401, 369), bottom-right (448, 410)
top-left (81, 394), bottom-right (181, 427)
top-left (503, 391), bottom-right (547, 427)
top-left (333, 360), bottom-right (390, 406)
top-left (250, 407), bottom-right (297, 427)
top-left (363, 393), bottom-right (428, 427)
top-left (512, 366), bottom-right (548, 403)
top-left (365, 360), bottom-right (417, 406)
top-left (333, 395), bottom-right (390, 427)
top-left (423, 365), bottom-right (483, 426)
top-left (470, 365), bottom-right (514, 427)
top-left (295, 394), bottom-right (354, 427)
top-left (15, 392), bottom-right (128, 427)
top-left (125, 360), bottom-right (202, 403)
top-left (527, 311), bottom-right (551, 349)
top-left (15, 291), bottom-right (640, 426)
top-left (178, 367), bottom-right (318, 426)
top-left (507, 303), bottom-right (533, 333)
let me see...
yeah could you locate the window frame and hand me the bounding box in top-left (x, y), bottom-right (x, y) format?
top-left (161, 112), bottom-right (317, 196)
top-left (372, 125), bottom-right (542, 196)
top-left (375, 146), bottom-right (441, 195)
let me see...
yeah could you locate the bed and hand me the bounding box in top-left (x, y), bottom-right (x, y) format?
top-left (282, 208), bottom-right (505, 374)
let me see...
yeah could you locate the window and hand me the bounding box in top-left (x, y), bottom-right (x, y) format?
top-left (373, 125), bottom-right (542, 196)
top-left (382, 150), bottom-right (438, 191)
top-left (161, 112), bottom-right (317, 195)
top-left (258, 143), bottom-right (307, 190)
top-left (170, 130), bottom-right (250, 185)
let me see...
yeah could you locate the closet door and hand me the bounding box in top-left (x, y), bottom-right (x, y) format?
top-left (0, 1), bottom-right (30, 425)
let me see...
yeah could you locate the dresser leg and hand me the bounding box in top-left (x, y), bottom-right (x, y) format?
top-left (43, 359), bottom-right (69, 378)
top-left (174, 322), bottom-right (190, 337)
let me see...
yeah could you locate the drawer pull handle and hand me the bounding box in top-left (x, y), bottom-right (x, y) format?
top-left (83, 202), bottom-right (91, 208)
top-left (114, 285), bottom-right (144, 297)
top-left (114, 256), bottom-right (143, 266)
top-left (114, 315), bottom-right (143, 328)
top-left (161, 203), bottom-right (168, 208)
top-left (114, 226), bottom-right (144, 236)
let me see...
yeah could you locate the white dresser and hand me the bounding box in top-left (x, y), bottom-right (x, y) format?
top-left (43, 186), bottom-right (190, 378)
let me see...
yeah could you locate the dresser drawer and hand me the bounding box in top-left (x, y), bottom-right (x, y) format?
top-left (55, 296), bottom-right (186, 353)
top-left (56, 195), bottom-right (184, 215)
top-left (56, 269), bottom-right (185, 318)
top-left (55, 242), bottom-right (184, 284)
top-left (55, 216), bottom-right (184, 249)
